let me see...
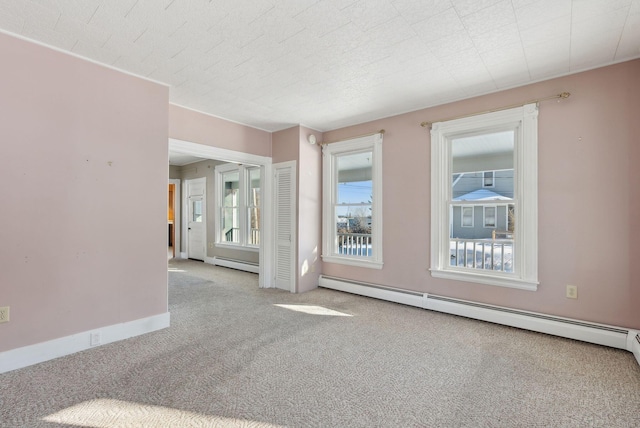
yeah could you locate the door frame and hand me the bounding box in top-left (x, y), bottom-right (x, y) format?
top-left (169, 178), bottom-right (181, 258)
top-left (169, 138), bottom-right (273, 288)
top-left (185, 177), bottom-right (207, 261)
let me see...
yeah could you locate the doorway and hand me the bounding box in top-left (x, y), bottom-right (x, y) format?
top-left (169, 138), bottom-right (273, 288)
top-left (185, 177), bottom-right (206, 261)
top-left (168, 179), bottom-right (181, 259)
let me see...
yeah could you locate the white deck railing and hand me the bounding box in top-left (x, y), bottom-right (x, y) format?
top-left (450, 238), bottom-right (514, 272)
top-left (338, 233), bottom-right (372, 257)
top-left (224, 228), bottom-right (260, 245)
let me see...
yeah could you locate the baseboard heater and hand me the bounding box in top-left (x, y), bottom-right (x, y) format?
top-left (206, 256), bottom-right (259, 274)
top-left (318, 275), bottom-right (640, 368)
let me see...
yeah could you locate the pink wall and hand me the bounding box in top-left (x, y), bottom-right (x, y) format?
top-left (169, 104), bottom-right (271, 157)
top-left (271, 126), bottom-right (299, 164)
top-left (321, 60), bottom-right (640, 329)
top-left (297, 126), bottom-right (323, 293)
top-left (0, 33), bottom-right (169, 351)
top-left (630, 63), bottom-right (640, 324)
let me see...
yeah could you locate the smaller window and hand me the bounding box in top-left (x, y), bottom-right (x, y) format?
top-left (461, 206), bottom-right (474, 227)
top-left (483, 206), bottom-right (496, 228)
top-left (192, 200), bottom-right (203, 222)
top-left (322, 133), bottom-right (383, 269)
top-left (483, 171), bottom-right (495, 187)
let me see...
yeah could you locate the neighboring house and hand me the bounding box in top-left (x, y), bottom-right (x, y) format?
top-left (451, 170), bottom-right (514, 240)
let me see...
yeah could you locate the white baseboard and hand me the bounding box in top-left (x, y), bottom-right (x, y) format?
top-left (319, 275), bottom-right (640, 367)
top-left (0, 312), bottom-right (170, 374)
top-left (206, 256), bottom-right (259, 274)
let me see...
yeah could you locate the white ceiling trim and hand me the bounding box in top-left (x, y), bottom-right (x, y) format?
top-left (0, 29), bottom-right (169, 88)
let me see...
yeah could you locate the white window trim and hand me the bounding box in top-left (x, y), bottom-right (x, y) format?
top-left (483, 171), bottom-right (495, 188)
top-left (214, 163), bottom-right (260, 252)
top-left (461, 206), bottom-right (474, 228)
top-left (322, 133), bottom-right (383, 269)
top-left (430, 103), bottom-right (538, 291)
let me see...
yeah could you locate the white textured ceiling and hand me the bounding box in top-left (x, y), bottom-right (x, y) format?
top-left (1, 0), bottom-right (638, 132)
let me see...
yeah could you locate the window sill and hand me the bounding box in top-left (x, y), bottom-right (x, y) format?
top-left (322, 255), bottom-right (383, 270)
top-left (430, 268), bottom-right (538, 291)
top-left (215, 243), bottom-right (259, 253)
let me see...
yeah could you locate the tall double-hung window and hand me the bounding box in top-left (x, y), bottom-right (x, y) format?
top-left (322, 133), bottom-right (383, 269)
top-left (430, 104), bottom-right (538, 290)
top-left (215, 163), bottom-right (261, 250)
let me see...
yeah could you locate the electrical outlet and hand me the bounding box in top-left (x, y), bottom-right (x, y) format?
top-left (90, 332), bottom-right (101, 346)
top-left (566, 285), bottom-right (578, 299)
top-left (209, 243), bottom-right (213, 249)
top-left (0, 306), bottom-right (9, 323)
top-left (310, 263), bottom-right (315, 273)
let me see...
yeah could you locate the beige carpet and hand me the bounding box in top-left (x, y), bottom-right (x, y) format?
top-left (1, 259), bottom-right (639, 427)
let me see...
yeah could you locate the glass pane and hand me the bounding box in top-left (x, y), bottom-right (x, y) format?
top-left (335, 151), bottom-right (373, 258)
top-left (248, 168), bottom-right (261, 208)
top-left (449, 131), bottom-right (516, 273)
top-left (249, 168), bottom-right (260, 193)
top-left (336, 206), bottom-right (373, 257)
top-left (337, 152), bottom-right (372, 205)
top-left (451, 130), bottom-right (514, 201)
top-left (222, 207), bottom-right (238, 243)
top-left (247, 168), bottom-right (260, 245)
top-left (223, 171), bottom-right (239, 208)
top-left (249, 207), bottom-right (260, 245)
top-left (192, 200), bottom-right (202, 222)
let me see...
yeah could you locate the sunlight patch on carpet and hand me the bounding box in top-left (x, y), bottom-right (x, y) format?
top-left (274, 304), bottom-right (353, 317)
top-left (43, 398), bottom-right (284, 428)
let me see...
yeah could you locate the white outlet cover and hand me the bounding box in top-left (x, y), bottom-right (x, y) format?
top-left (90, 332), bottom-right (101, 346)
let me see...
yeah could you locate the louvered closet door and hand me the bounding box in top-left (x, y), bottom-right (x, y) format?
top-left (274, 162), bottom-right (296, 292)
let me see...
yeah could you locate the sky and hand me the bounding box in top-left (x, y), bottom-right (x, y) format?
top-left (337, 180), bottom-right (372, 217)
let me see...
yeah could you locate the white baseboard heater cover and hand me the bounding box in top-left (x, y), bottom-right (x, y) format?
top-left (319, 275), bottom-right (640, 366)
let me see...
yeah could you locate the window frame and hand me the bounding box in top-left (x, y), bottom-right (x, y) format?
top-left (483, 171), bottom-right (495, 188)
top-left (430, 104), bottom-right (538, 291)
top-left (214, 163), bottom-right (261, 252)
top-left (483, 205), bottom-right (497, 228)
top-left (461, 206), bottom-right (474, 228)
top-left (322, 133), bottom-right (383, 269)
